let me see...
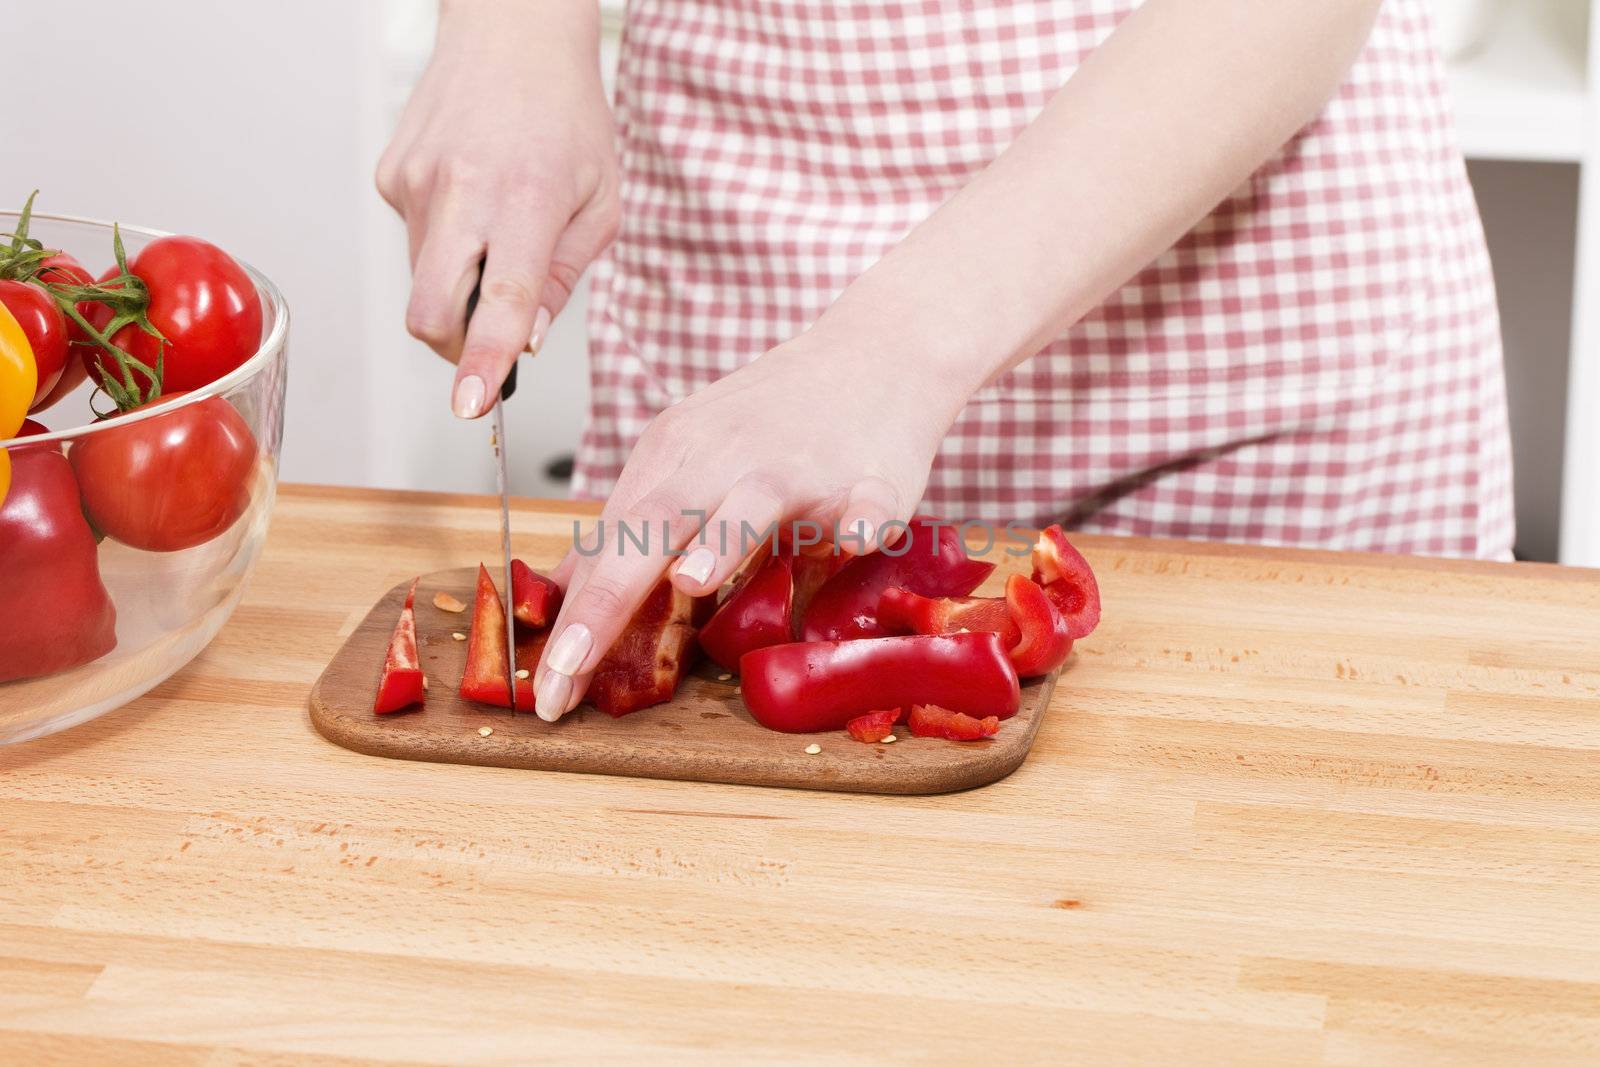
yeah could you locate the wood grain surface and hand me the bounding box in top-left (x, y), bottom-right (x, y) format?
top-left (2, 483), bottom-right (1599, 1065)
top-left (310, 567), bottom-right (1058, 795)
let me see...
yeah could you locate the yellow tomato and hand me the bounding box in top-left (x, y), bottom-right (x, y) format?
top-left (0, 300), bottom-right (39, 505)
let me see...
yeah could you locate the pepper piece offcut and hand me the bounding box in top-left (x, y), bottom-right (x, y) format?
top-left (375, 577), bottom-right (425, 714)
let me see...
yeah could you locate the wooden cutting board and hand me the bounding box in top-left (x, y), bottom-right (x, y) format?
top-left (310, 566), bottom-right (1059, 794)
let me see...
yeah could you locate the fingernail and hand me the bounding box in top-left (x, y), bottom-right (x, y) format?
top-left (535, 670), bottom-right (571, 722)
top-left (528, 306), bottom-right (552, 354)
top-left (546, 623), bottom-right (592, 676)
top-left (677, 546), bottom-right (716, 587)
top-left (452, 375), bottom-right (486, 419)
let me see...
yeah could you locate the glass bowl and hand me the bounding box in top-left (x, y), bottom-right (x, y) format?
top-left (0, 211), bottom-right (288, 743)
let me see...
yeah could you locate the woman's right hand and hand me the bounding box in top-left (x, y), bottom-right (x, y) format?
top-left (376, 0), bottom-right (619, 418)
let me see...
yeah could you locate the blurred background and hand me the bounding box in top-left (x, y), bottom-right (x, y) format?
top-left (2, 0), bottom-right (1594, 565)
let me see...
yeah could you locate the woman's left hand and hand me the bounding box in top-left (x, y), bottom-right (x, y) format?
top-left (531, 331), bottom-right (964, 721)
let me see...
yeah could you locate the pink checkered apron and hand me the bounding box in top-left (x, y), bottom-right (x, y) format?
top-left (575, 0), bottom-right (1515, 559)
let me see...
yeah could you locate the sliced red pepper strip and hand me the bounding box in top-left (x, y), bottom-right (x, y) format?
top-left (698, 548), bottom-right (795, 673)
top-left (845, 708), bottom-right (903, 743)
top-left (511, 559), bottom-right (563, 630)
top-left (1032, 525), bottom-right (1100, 639)
top-left (908, 703), bottom-right (1000, 741)
top-left (375, 577), bottom-right (425, 713)
top-left (877, 572), bottom-right (1072, 678)
top-left (877, 586), bottom-right (1019, 646)
top-left (800, 517), bottom-right (995, 641)
top-left (739, 631), bottom-right (1020, 733)
top-left (1002, 573), bottom-right (1074, 677)
top-left (459, 564), bottom-right (533, 708)
top-left (589, 579), bottom-right (716, 716)
top-left (788, 545), bottom-right (847, 639)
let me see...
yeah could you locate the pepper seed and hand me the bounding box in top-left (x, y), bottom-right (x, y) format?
top-left (478, 726), bottom-right (493, 737)
top-left (804, 744), bottom-right (822, 755)
top-left (452, 632), bottom-right (466, 641)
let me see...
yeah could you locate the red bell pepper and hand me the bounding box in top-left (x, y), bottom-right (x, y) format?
top-left (0, 432), bottom-right (117, 682)
top-left (697, 548), bottom-right (795, 672)
top-left (511, 559), bottom-right (562, 630)
top-left (845, 708), bottom-right (902, 743)
top-left (1002, 574), bottom-right (1075, 676)
top-left (800, 517), bottom-right (994, 641)
top-left (908, 703), bottom-right (1000, 741)
top-left (588, 579), bottom-right (715, 716)
top-left (878, 572), bottom-right (1072, 678)
top-left (787, 541), bottom-right (847, 637)
top-left (374, 578), bottom-right (425, 714)
top-left (739, 631), bottom-right (1020, 733)
top-left (877, 586), bottom-right (1019, 645)
top-left (459, 564), bottom-right (533, 708)
top-left (1032, 525), bottom-right (1100, 638)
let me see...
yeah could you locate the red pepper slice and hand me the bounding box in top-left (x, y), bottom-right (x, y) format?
top-left (877, 586), bottom-right (1019, 645)
top-left (845, 708), bottom-right (903, 743)
top-left (908, 703), bottom-right (1000, 741)
top-left (588, 579), bottom-right (715, 716)
top-left (511, 559), bottom-right (563, 630)
top-left (1001, 574), bottom-right (1074, 676)
top-left (697, 548), bottom-right (795, 673)
top-left (878, 572), bottom-right (1072, 678)
top-left (786, 539), bottom-right (847, 638)
top-left (1032, 525), bottom-right (1100, 638)
top-left (800, 517), bottom-right (995, 641)
top-left (374, 577), bottom-right (425, 713)
top-left (739, 631), bottom-right (1020, 733)
top-left (459, 564), bottom-right (533, 708)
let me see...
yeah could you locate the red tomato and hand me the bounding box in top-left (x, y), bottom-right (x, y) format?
top-left (0, 279), bottom-right (69, 409)
top-left (69, 393), bottom-right (257, 552)
top-left (28, 254), bottom-right (96, 411)
top-left (80, 236), bottom-right (263, 395)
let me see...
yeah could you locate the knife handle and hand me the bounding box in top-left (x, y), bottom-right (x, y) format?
top-left (463, 273), bottom-right (519, 402)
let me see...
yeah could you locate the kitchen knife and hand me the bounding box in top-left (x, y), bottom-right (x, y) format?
top-left (465, 279), bottom-right (521, 710)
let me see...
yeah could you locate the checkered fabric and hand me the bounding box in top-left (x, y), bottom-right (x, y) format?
top-left (574, 0), bottom-right (1514, 559)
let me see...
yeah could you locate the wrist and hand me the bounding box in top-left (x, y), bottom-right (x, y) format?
top-left (800, 281), bottom-right (1000, 420)
top-left (776, 310), bottom-right (976, 438)
top-left (438, 0), bottom-right (600, 46)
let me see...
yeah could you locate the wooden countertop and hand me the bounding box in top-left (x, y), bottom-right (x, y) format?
top-left (3, 484), bottom-right (1599, 1064)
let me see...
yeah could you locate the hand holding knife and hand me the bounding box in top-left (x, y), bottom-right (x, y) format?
top-left (465, 275), bottom-right (522, 711)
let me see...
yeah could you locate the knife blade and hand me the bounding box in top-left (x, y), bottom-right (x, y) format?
top-left (465, 278), bottom-right (521, 710)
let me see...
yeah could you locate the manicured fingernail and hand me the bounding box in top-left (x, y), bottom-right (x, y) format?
top-left (535, 670), bottom-right (571, 722)
top-left (546, 623), bottom-right (592, 676)
top-left (528, 306), bottom-right (552, 354)
top-left (677, 547), bottom-right (716, 587)
top-left (452, 375), bottom-right (486, 419)
top-left (849, 518), bottom-right (876, 552)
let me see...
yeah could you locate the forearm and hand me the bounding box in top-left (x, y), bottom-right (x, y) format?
top-left (808, 0), bottom-right (1382, 412)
